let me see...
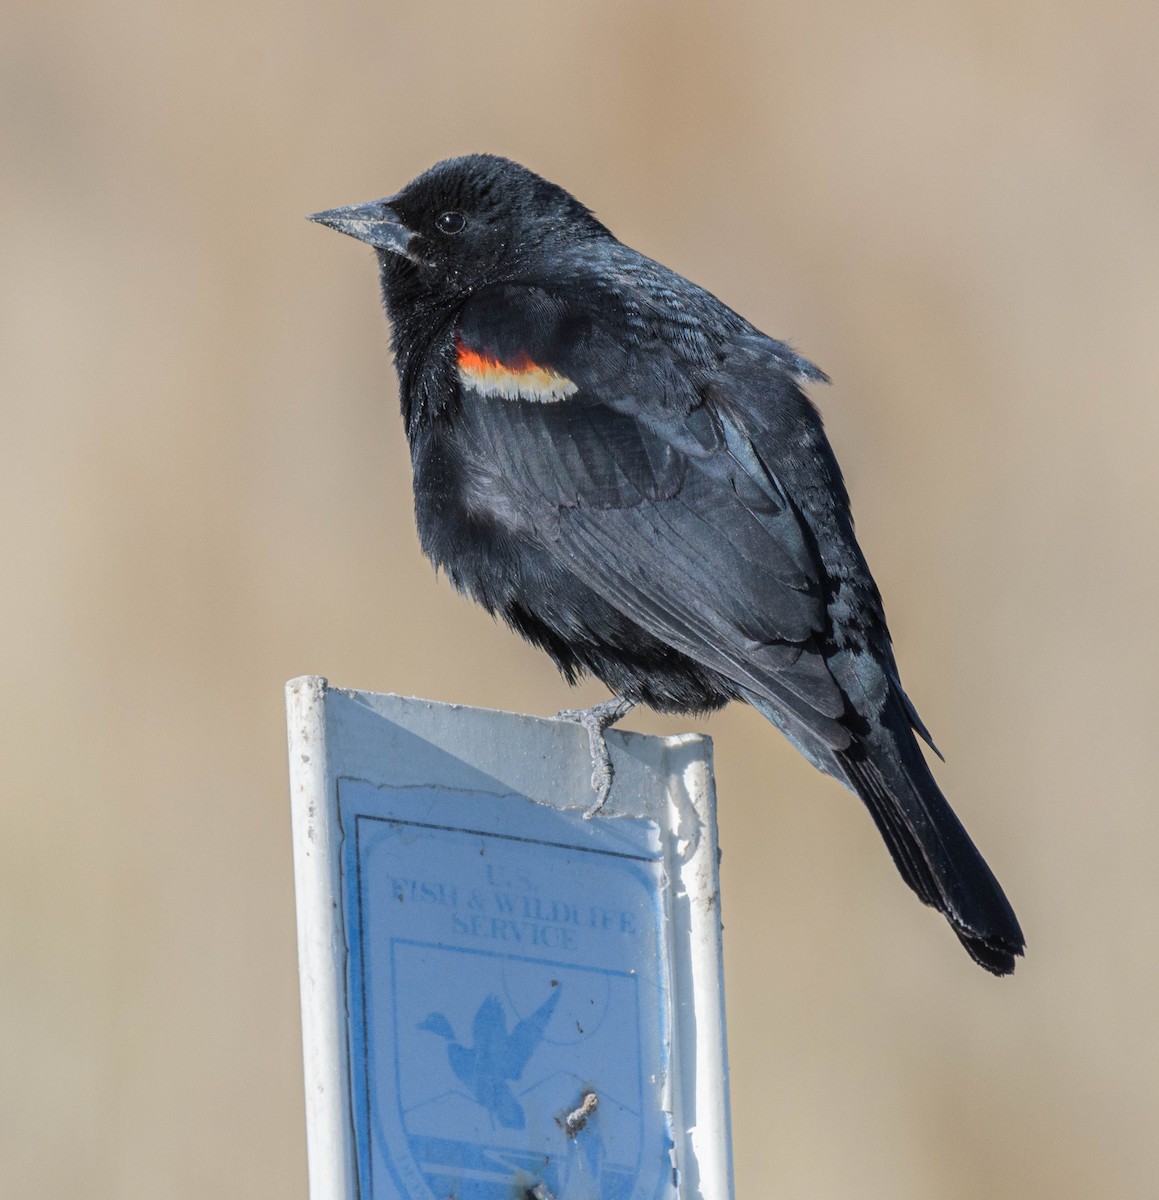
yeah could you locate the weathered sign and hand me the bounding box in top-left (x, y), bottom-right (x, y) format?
top-left (286, 677), bottom-right (732, 1200)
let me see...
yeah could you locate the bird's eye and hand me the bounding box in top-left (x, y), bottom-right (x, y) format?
top-left (435, 211), bottom-right (466, 235)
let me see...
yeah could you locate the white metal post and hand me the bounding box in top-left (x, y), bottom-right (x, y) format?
top-left (286, 677), bottom-right (733, 1200)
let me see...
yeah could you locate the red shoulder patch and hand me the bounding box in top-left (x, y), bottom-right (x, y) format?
top-left (456, 339), bottom-right (577, 403)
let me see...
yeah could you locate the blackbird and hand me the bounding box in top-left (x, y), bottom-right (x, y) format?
top-left (309, 154), bottom-right (1024, 973)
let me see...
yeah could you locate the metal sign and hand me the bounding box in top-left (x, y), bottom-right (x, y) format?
top-left (286, 677), bottom-right (733, 1200)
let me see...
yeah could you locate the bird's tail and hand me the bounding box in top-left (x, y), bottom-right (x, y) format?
top-left (748, 689), bottom-right (1025, 974)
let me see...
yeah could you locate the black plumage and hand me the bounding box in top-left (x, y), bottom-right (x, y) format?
top-left (309, 154), bottom-right (1024, 974)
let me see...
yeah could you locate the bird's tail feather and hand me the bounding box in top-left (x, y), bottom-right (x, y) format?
top-left (838, 725), bottom-right (1025, 974)
top-left (747, 690), bottom-right (1025, 975)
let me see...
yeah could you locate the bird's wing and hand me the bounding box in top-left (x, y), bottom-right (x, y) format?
top-left (709, 333), bottom-right (944, 759)
top-left (453, 286), bottom-right (852, 747)
top-left (505, 987), bottom-right (561, 1077)
top-left (471, 995), bottom-right (508, 1056)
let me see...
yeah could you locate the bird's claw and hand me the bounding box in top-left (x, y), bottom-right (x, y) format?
top-left (582, 740), bottom-right (615, 819)
top-left (552, 696), bottom-right (635, 818)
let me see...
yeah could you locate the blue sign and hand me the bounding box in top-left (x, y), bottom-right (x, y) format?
top-left (339, 778), bottom-right (678, 1200)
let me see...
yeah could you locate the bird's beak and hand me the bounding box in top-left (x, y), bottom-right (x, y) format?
top-left (307, 200), bottom-right (414, 257)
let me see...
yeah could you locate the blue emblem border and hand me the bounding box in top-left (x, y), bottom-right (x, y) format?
top-left (338, 778), bottom-right (675, 1200)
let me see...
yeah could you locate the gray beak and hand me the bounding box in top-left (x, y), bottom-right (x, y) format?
top-left (307, 200), bottom-right (414, 256)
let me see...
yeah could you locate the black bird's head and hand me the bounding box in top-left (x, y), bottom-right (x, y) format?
top-left (308, 154), bottom-right (610, 317)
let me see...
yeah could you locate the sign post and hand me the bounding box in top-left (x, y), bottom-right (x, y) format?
top-left (286, 676), bottom-right (733, 1200)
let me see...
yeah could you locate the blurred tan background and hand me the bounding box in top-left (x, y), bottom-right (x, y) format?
top-left (2, 1), bottom-right (1157, 1197)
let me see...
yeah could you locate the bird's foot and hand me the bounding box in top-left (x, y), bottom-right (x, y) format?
top-left (553, 696), bottom-right (636, 818)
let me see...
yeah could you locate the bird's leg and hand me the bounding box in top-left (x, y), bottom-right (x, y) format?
top-left (552, 696), bottom-right (636, 818)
